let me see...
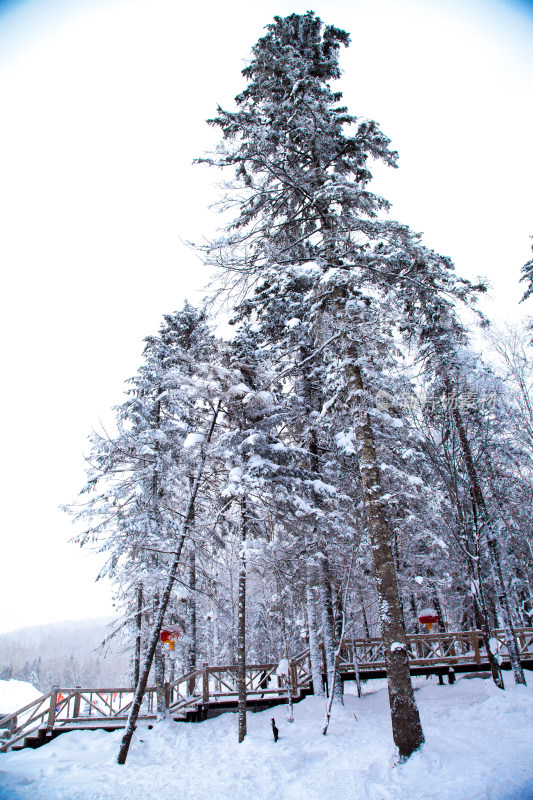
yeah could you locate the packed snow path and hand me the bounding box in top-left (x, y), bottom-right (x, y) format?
top-left (2, 677), bottom-right (533, 800)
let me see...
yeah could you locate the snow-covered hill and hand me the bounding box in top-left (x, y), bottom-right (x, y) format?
top-left (0, 680), bottom-right (41, 715)
top-left (0, 618), bottom-right (129, 690)
top-left (1, 675), bottom-right (533, 800)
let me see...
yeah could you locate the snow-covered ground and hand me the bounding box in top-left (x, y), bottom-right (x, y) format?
top-left (2, 675), bottom-right (533, 800)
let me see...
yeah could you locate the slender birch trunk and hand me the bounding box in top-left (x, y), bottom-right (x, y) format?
top-left (285, 661), bottom-right (295, 723)
top-left (317, 555), bottom-right (343, 704)
top-left (277, 581), bottom-right (295, 722)
top-left (117, 401), bottom-right (221, 765)
top-left (237, 499), bottom-right (247, 743)
top-left (322, 554), bottom-right (354, 733)
top-left (333, 592), bottom-right (345, 702)
top-left (306, 577), bottom-right (324, 696)
top-left (118, 538), bottom-right (188, 764)
top-left (321, 638), bottom-right (344, 735)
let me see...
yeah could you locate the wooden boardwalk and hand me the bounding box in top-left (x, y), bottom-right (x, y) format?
top-left (2, 627), bottom-right (532, 752)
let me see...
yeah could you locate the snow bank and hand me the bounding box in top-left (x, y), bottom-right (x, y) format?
top-left (0, 680), bottom-right (41, 716)
top-left (2, 676), bottom-right (533, 799)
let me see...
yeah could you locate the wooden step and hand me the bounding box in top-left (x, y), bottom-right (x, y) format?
top-left (12, 730), bottom-right (52, 751)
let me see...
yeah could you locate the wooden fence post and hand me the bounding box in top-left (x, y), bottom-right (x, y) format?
top-left (470, 630), bottom-right (481, 664)
top-left (73, 687), bottom-right (81, 718)
top-left (203, 664), bottom-right (209, 703)
top-left (48, 686), bottom-right (59, 730)
top-left (164, 682), bottom-right (170, 711)
top-left (448, 636), bottom-right (456, 659)
top-left (351, 639), bottom-right (362, 698)
top-left (290, 662), bottom-right (298, 697)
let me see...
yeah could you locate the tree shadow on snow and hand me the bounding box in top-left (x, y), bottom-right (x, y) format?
top-left (502, 779), bottom-right (533, 800)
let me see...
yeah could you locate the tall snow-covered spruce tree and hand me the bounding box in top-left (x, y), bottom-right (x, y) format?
top-left (199, 12), bottom-right (425, 759)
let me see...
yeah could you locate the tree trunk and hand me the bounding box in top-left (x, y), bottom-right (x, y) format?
top-left (278, 580), bottom-right (295, 722)
top-left (352, 634), bottom-right (362, 697)
top-left (133, 584), bottom-right (143, 687)
top-left (346, 357), bottom-right (424, 760)
top-left (321, 639), bottom-right (345, 734)
top-left (117, 539), bottom-right (187, 764)
top-left (152, 593), bottom-right (167, 721)
top-left (473, 590), bottom-right (504, 689)
top-left (409, 595), bottom-right (419, 635)
top-left (306, 576), bottom-right (324, 696)
top-left (467, 504), bottom-right (505, 689)
top-left (212, 599), bottom-right (219, 664)
top-left (444, 375), bottom-right (526, 685)
top-left (359, 591), bottom-right (371, 638)
top-left (237, 499), bottom-right (247, 743)
top-left (322, 564), bottom-right (353, 734)
top-left (301, 355), bottom-right (326, 698)
top-left (333, 591), bottom-right (345, 702)
top-left (317, 554), bottom-right (343, 704)
top-left (422, 301), bottom-right (526, 687)
top-left (155, 638), bottom-right (166, 721)
top-left (167, 658), bottom-right (175, 684)
top-left (187, 549), bottom-right (197, 674)
top-left (117, 400), bottom-right (220, 765)
top-left (432, 594), bottom-right (446, 633)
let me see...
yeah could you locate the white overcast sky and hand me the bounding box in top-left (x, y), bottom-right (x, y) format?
top-left (0, 0), bottom-right (532, 635)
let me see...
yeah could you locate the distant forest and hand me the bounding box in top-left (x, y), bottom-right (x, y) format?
top-left (0, 618), bottom-right (129, 691)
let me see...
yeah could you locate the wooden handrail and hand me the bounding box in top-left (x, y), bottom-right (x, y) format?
top-left (0, 690), bottom-right (54, 727)
top-left (2, 628), bottom-right (532, 752)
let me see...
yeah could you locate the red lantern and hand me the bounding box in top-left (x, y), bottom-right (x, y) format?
top-left (418, 608), bottom-right (439, 632)
top-left (160, 625), bottom-right (182, 651)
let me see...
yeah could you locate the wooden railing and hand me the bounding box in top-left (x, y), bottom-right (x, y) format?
top-left (339, 627), bottom-right (533, 671)
top-left (2, 628), bottom-right (532, 752)
top-left (0, 685), bottom-right (151, 752)
top-left (166, 649), bottom-right (312, 715)
top-left (0, 689), bottom-right (55, 752)
top-left (0, 650), bottom-right (311, 752)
